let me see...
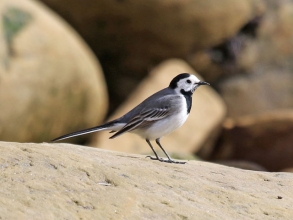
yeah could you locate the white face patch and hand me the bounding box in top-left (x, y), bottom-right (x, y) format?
top-left (174, 75), bottom-right (201, 94)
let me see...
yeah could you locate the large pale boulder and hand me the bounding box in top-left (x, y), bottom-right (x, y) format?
top-left (0, 0), bottom-right (108, 142)
top-left (39, 0), bottom-right (261, 56)
top-left (1, 141), bottom-right (293, 219)
top-left (211, 110), bottom-right (293, 171)
top-left (90, 59), bottom-right (226, 158)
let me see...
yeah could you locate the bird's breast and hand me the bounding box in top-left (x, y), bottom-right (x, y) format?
top-left (133, 96), bottom-right (189, 140)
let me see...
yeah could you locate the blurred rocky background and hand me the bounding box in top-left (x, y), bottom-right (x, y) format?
top-left (0, 0), bottom-right (108, 143)
top-left (1, 0), bottom-right (293, 172)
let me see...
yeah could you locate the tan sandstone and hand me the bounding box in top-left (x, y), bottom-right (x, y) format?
top-left (0, 141), bottom-right (293, 219)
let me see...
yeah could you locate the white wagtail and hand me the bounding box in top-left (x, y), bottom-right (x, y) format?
top-left (52, 73), bottom-right (210, 164)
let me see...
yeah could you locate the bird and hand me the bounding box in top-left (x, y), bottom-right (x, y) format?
top-left (52, 73), bottom-right (210, 164)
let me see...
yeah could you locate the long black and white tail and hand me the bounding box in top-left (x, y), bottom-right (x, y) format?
top-left (51, 120), bottom-right (122, 142)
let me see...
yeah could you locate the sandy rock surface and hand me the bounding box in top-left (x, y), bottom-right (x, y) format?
top-left (1, 141), bottom-right (293, 219)
top-left (91, 59), bottom-right (226, 157)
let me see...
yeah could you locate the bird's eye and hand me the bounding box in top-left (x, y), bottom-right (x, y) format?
top-left (186, 79), bottom-right (191, 84)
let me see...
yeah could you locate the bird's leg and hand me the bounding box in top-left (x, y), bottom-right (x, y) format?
top-left (145, 139), bottom-right (161, 161)
top-left (155, 138), bottom-right (186, 164)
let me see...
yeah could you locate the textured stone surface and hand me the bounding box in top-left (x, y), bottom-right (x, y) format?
top-left (211, 110), bottom-right (293, 171)
top-left (90, 59), bottom-right (226, 157)
top-left (215, 160), bottom-right (267, 171)
top-left (0, 0), bottom-right (108, 142)
top-left (1, 141), bottom-right (293, 219)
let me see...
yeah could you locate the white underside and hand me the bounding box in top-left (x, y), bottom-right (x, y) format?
top-left (132, 97), bottom-right (188, 140)
top-left (133, 113), bottom-right (189, 140)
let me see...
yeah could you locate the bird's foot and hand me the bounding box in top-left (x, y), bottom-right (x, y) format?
top-left (164, 159), bottom-right (186, 164)
top-left (146, 156), bottom-right (186, 164)
top-left (146, 155), bottom-right (162, 161)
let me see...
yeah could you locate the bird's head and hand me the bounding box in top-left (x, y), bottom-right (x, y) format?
top-left (169, 73), bottom-right (210, 95)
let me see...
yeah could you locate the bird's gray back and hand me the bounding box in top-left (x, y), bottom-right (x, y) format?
top-left (118, 87), bottom-right (180, 122)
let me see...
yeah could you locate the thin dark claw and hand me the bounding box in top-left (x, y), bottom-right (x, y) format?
top-left (146, 156), bottom-right (186, 164)
top-left (146, 155), bottom-right (162, 160)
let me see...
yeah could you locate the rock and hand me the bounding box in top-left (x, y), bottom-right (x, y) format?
top-left (90, 59), bottom-right (226, 158)
top-left (39, 0), bottom-right (259, 55)
top-left (215, 0), bottom-right (293, 118)
top-left (0, 0), bottom-right (108, 142)
top-left (1, 141), bottom-right (293, 219)
top-left (217, 70), bottom-right (293, 118)
top-left (188, 14), bottom-right (265, 83)
top-left (281, 168), bottom-right (293, 173)
top-left (38, 0), bottom-right (263, 111)
top-left (215, 160), bottom-right (267, 171)
top-left (211, 110), bottom-right (293, 171)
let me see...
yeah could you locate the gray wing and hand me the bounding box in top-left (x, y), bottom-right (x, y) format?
top-left (109, 94), bottom-right (182, 139)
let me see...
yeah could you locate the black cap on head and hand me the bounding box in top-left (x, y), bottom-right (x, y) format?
top-left (169, 73), bottom-right (190, 89)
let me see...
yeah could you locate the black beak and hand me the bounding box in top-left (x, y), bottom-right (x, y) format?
top-left (198, 81), bottom-right (210, 86)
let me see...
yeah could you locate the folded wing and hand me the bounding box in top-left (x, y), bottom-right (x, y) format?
top-left (109, 94), bottom-right (182, 139)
